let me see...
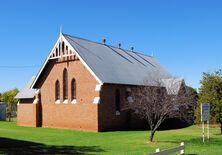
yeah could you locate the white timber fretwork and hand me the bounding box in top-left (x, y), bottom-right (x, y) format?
top-left (49, 35), bottom-right (75, 60)
top-left (31, 33), bottom-right (103, 88)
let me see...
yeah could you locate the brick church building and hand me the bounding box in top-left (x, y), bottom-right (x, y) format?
top-left (15, 33), bottom-right (184, 131)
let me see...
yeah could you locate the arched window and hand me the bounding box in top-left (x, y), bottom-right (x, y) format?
top-left (55, 80), bottom-right (60, 101)
top-left (71, 78), bottom-right (76, 100)
top-left (63, 68), bottom-right (68, 100)
top-left (115, 89), bottom-right (120, 111)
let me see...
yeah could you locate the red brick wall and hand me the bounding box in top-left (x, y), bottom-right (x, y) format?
top-left (41, 104), bottom-right (98, 131)
top-left (39, 57), bottom-right (99, 131)
top-left (98, 84), bottom-right (146, 131)
top-left (17, 103), bottom-right (40, 127)
top-left (17, 56), bottom-right (148, 131)
top-left (99, 84), bottom-right (126, 131)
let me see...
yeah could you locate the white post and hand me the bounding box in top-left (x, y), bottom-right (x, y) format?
top-left (155, 148), bottom-right (160, 155)
top-left (202, 121), bottom-right (205, 143)
top-left (207, 120), bottom-right (210, 140)
top-left (180, 142), bottom-right (185, 155)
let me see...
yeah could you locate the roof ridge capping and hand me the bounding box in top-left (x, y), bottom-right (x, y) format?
top-left (62, 33), bottom-right (153, 58)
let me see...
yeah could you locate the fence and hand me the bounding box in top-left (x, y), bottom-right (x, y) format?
top-left (150, 142), bottom-right (185, 155)
top-left (0, 103), bottom-right (6, 121)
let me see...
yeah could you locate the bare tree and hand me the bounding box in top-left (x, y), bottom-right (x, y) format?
top-left (125, 77), bottom-right (195, 142)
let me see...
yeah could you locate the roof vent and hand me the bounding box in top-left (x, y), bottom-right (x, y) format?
top-left (130, 46), bottom-right (134, 52)
top-left (102, 38), bottom-right (106, 44)
top-left (118, 43), bottom-right (121, 49)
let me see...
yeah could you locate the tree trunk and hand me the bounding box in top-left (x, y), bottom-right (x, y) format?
top-left (220, 122), bottom-right (222, 135)
top-left (149, 130), bottom-right (156, 142)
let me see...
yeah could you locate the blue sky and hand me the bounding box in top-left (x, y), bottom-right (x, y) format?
top-left (0, 0), bottom-right (222, 92)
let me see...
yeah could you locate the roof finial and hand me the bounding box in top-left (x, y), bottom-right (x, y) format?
top-left (60, 25), bottom-right (62, 36)
top-left (102, 37), bottom-right (106, 44)
top-left (130, 46), bottom-right (134, 52)
top-left (118, 43), bottom-right (121, 49)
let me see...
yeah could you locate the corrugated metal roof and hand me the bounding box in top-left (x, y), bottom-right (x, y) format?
top-left (63, 34), bottom-right (172, 86)
top-left (15, 77), bottom-right (36, 99)
top-left (18, 34), bottom-right (183, 99)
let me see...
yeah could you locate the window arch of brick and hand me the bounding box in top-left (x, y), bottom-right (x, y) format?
top-left (63, 68), bottom-right (68, 101)
top-left (115, 89), bottom-right (120, 111)
top-left (55, 80), bottom-right (60, 101)
top-left (71, 78), bottom-right (76, 100)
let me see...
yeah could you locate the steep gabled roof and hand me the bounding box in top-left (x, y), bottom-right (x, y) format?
top-left (63, 34), bottom-right (172, 86)
top-left (31, 33), bottom-right (173, 88)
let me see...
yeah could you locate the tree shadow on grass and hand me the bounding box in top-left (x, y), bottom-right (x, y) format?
top-left (0, 137), bottom-right (105, 155)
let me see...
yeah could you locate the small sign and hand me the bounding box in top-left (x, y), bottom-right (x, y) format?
top-left (201, 103), bottom-right (210, 122)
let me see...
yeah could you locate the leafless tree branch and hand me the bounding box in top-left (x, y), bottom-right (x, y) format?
top-left (124, 76), bottom-right (196, 142)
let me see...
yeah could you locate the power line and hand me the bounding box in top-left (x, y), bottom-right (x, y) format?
top-left (0, 65), bottom-right (40, 68)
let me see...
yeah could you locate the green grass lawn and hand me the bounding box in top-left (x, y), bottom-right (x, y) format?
top-left (0, 121), bottom-right (221, 155)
